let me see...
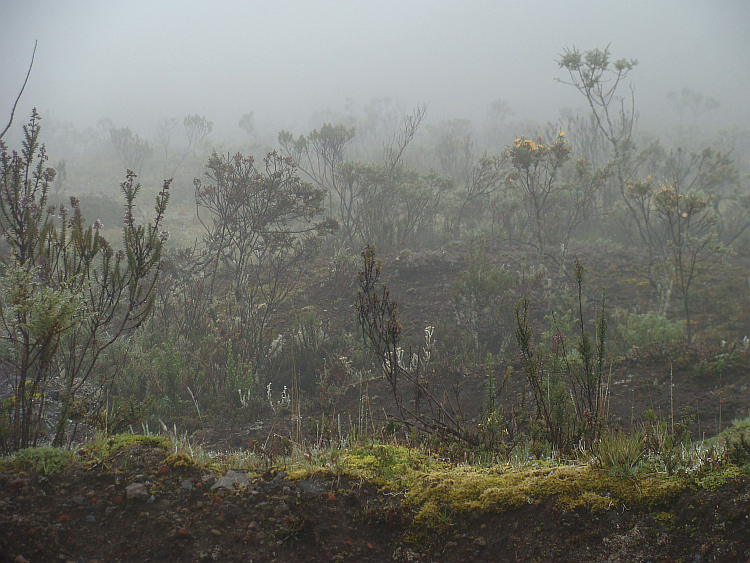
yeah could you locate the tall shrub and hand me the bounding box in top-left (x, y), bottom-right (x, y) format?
top-left (0, 110), bottom-right (169, 450)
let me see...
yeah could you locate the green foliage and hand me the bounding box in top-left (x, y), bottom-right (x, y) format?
top-left (11, 446), bottom-right (73, 475)
top-left (451, 238), bottom-right (519, 352)
top-left (619, 311), bottom-right (685, 359)
top-left (107, 321), bottom-right (261, 423)
top-left (514, 260), bottom-right (606, 453)
top-left (595, 429), bottom-right (645, 478)
top-left (0, 111), bottom-right (169, 451)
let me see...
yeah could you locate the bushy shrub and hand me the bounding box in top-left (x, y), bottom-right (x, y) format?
top-left (619, 311), bottom-right (685, 359)
top-left (0, 111), bottom-right (169, 451)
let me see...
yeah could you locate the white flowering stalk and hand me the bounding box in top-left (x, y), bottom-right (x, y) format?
top-left (266, 382), bottom-right (276, 413)
top-left (238, 388), bottom-right (252, 408)
top-left (423, 326), bottom-right (435, 364)
top-left (280, 385), bottom-right (291, 408)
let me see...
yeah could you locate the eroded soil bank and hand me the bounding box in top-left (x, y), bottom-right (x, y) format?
top-left (2, 440), bottom-right (750, 563)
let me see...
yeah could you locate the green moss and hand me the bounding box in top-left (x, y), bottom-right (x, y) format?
top-left (404, 463), bottom-right (691, 524)
top-left (697, 465), bottom-right (741, 490)
top-left (340, 444), bottom-right (434, 489)
top-left (109, 433), bottom-right (169, 451)
top-left (655, 511), bottom-right (674, 525)
top-left (165, 452), bottom-right (193, 469)
top-left (81, 433), bottom-right (170, 461)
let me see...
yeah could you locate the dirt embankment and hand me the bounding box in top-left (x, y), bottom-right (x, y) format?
top-left (2, 440), bottom-right (750, 563)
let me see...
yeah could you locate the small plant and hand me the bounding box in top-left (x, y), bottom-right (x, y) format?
top-left (266, 383), bottom-right (291, 415)
top-left (12, 446), bottom-right (74, 475)
top-left (356, 246), bottom-right (478, 446)
top-left (693, 341), bottom-right (738, 377)
top-left (594, 429), bottom-right (645, 478)
top-left (642, 412), bottom-right (697, 475)
top-left (276, 515), bottom-right (307, 547)
top-left (514, 259), bottom-right (606, 453)
top-left (477, 353), bottom-right (511, 451)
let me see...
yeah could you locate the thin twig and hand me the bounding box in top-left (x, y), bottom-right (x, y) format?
top-left (1, 40), bottom-right (37, 141)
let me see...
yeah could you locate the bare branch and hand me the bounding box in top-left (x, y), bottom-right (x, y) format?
top-left (0, 40), bottom-right (37, 142)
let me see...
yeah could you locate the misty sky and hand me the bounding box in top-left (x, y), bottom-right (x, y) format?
top-left (2, 0), bottom-right (749, 139)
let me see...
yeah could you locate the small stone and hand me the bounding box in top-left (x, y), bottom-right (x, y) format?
top-left (13, 555), bottom-right (29, 563)
top-left (273, 501), bottom-right (288, 517)
top-left (125, 483), bottom-right (149, 501)
top-left (474, 536), bottom-right (487, 547)
top-left (267, 471), bottom-right (287, 489)
top-left (85, 514), bottom-right (96, 523)
top-left (177, 526), bottom-right (189, 538)
top-left (211, 470), bottom-right (250, 491)
top-left (219, 503), bottom-right (241, 522)
top-left (72, 496), bottom-right (85, 505)
top-left (296, 480), bottom-right (324, 497)
top-left (181, 480), bottom-right (193, 491)
top-left (210, 528), bottom-right (222, 536)
top-left (9, 479), bottom-right (28, 489)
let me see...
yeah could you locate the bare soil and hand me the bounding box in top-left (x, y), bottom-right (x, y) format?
top-left (2, 440), bottom-right (750, 562)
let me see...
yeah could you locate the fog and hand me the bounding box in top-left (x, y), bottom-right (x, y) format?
top-left (2, 0), bottom-right (749, 141)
